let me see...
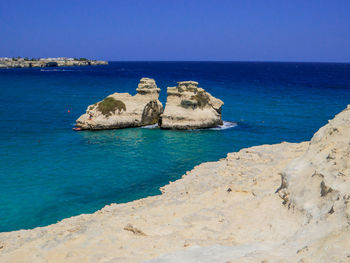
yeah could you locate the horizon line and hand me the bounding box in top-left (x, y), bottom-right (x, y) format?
top-left (1, 57), bottom-right (350, 64)
top-left (104, 60), bottom-right (350, 64)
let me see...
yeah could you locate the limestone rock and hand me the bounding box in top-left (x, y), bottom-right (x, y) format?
top-left (136, 77), bottom-right (160, 95)
top-left (278, 105), bottom-right (350, 221)
top-left (160, 81), bottom-right (224, 129)
top-left (75, 78), bottom-right (163, 130)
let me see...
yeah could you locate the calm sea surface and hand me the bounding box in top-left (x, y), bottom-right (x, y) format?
top-left (1, 62), bottom-right (350, 232)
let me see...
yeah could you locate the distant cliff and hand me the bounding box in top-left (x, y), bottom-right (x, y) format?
top-left (0, 57), bottom-right (108, 68)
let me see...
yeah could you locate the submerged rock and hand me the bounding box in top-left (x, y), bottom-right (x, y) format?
top-left (160, 81), bottom-right (224, 129)
top-left (76, 78), bottom-right (163, 130)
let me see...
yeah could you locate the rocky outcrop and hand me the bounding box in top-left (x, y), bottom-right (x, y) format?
top-left (75, 78), bottom-right (163, 130)
top-left (160, 81), bottom-right (224, 129)
top-left (0, 57), bottom-right (108, 69)
top-left (278, 105), bottom-right (350, 220)
top-left (1, 107), bottom-right (350, 263)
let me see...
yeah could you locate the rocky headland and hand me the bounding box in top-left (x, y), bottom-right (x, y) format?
top-left (0, 57), bottom-right (108, 69)
top-left (160, 81), bottom-right (224, 129)
top-left (76, 78), bottom-right (163, 130)
top-left (1, 106), bottom-right (350, 263)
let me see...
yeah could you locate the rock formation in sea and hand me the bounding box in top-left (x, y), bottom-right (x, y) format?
top-left (160, 81), bottom-right (224, 129)
top-left (1, 106), bottom-right (350, 262)
top-left (75, 78), bottom-right (163, 130)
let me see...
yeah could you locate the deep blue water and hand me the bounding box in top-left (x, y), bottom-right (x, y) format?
top-left (1, 62), bottom-right (350, 232)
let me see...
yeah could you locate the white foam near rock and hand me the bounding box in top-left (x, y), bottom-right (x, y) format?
top-left (141, 124), bottom-right (159, 129)
top-left (208, 121), bottom-right (237, 130)
top-left (1, 106), bottom-right (350, 263)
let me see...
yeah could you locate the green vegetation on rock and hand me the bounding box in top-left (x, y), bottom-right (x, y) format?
top-left (97, 97), bottom-right (126, 116)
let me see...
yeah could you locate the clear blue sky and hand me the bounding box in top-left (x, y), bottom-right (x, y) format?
top-left (0, 0), bottom-right (349, 62)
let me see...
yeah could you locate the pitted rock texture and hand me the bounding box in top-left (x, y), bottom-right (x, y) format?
top-left (160, 81), bottom-right (224, 129)
top-left (76, 78), bottom-right (163, 130)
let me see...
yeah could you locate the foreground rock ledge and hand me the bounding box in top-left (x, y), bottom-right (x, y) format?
top-left (1, 106), bottom-right (350, 263)
top-left (75, 78), bottom-right (163, 130)
top-left (160, 81), bottom-right (224, 129)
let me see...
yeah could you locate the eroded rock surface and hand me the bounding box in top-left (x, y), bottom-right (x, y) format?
top-left (76, 78), bottom-right (163, 130)
top-left (279, 106), bottom-right (350, 221)
top-left (160, 81), bottom-right (224, 129)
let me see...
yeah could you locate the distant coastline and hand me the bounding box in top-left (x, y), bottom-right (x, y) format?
top-left (0, 57), bottom-right (108, 69)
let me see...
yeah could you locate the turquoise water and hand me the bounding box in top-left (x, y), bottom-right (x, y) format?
top-left (1, 62), bottom-right (350, 232)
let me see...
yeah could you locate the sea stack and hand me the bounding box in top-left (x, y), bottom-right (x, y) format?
top-left (160, 81), bottom-right (224, 129)
top-left (75, 78), bottom-right (163, 130)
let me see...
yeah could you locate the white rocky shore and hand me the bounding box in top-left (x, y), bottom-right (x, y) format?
top-left (1, 106), bottom-right (350, 263)
top-left (0, 57), bottom-right (108, 68)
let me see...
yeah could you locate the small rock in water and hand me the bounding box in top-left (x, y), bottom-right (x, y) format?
top-left (160, 81), bottom-right (224, 129)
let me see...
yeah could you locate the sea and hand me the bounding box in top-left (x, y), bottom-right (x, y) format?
top-left (1, 61), bottom-right (350, 232)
